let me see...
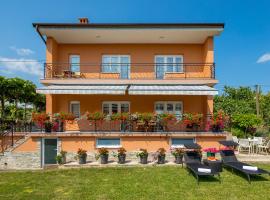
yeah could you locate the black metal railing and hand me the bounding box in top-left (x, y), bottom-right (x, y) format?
top-left (43, 62), bottom-right (215, 80)
top-left (0, 120), bottom-right (35, 153)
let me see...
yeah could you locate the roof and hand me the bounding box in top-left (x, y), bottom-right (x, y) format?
top-left (32, 23), bottom-right (224, 29)
top-left (33, 22), bottom-right (224, 44)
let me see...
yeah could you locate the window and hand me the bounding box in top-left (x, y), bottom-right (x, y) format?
top-left (96, 138), bottom-right (121, 148)
top-left (171, 138), bottom-right (194, 148)
top-left (69, 55), bottom-right (80, 72)
top-left (155, 101), bottom-right (183, 118)
top-left (102, 55), bottom-right (130, 79)
top-left (155, 55), bottom-right (183, 79)
top-left (70, 101), bottom-right (80, 118)
top-left (102, 102), bottom-right (130, 115)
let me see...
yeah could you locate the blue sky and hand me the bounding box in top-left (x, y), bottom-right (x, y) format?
top-left (0, 0), bottom-right (270, 92)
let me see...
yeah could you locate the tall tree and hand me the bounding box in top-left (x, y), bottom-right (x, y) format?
top-left (0, 76), bottom-right (8, 118)
top-left (21, 80), bottom-right (36, 120)
top-left (214, 86), bottom-right (256, 116)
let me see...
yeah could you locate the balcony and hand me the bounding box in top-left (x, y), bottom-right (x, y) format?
top-left (43, 63), bottom-right (215, 81)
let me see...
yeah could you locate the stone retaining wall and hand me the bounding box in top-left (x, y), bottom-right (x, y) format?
top-left (0, 139), bottom-right (41, 170)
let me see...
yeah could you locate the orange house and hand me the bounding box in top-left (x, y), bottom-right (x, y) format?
top-left (4, 18), bottom-right (227, 168)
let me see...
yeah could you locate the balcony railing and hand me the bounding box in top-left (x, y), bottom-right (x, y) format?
top-left (43, 63), bottom-right (215, 80)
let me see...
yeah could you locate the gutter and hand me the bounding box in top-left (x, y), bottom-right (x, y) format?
top-left (35, 25), bottom-right (46, 45)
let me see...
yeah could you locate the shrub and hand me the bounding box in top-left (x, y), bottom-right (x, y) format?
top-left (77, 148), bottom-right (87, 156)
top-left (171, 148), bottom-right (185, 156)
top-left (232, 114), bottom-right (263, 137)
top-left (136, 149), bottom-right (148, 157)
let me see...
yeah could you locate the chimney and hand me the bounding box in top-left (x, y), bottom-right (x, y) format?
top-left (79, 17), bottom-right (89, 24)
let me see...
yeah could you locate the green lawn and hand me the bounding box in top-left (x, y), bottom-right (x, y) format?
top-left (0, 165), bottom-right (269, 200)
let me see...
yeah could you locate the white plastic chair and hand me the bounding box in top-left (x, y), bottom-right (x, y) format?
top-left (232, 136), bottom-right (239, 144)
top-left (253, 137), bottom-right (263, 153)
top-left (238, 139), bottom-right (252, 154)
top-left (258, 140), bottom-right (270, 155)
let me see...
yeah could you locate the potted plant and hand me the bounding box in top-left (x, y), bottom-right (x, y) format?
top-left (96, 148), bottom-right (109, 164)
top-left (159, 113), bottom-right (176, 131)
top-left (55, 150), bottom-right (67, 164)
top-left (53, 112), bottom-right (69, 132)
top-left (155, 148), bottom-right (166, 164)
top-left (203, 148), bottom-right (219, 160)
top-left (207, 110), bottom-right (229, 132)
top-left (112, 147), bottom-right (127, 164)
top-left (32, 112), bottom-right (49, 132)
top-left (77, 148), bottom-right (87, 164)
top-left (120, 113), bottom-right (129, 132)
top-left (183, 113), bottom-right (203, 131)
top-left (171, 148), bottom-right (184, 164)
top-left (87, 111), bottom-right (105, 131)
top-left (136, 148), bottom-right (148, 164)
top-left (44, 120), bottom-right (54, 133)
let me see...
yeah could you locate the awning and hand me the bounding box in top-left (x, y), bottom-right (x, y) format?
top-left (128, 85), bottom-right (218, 95)
top-left (36, 85), bottom-right (127, 95)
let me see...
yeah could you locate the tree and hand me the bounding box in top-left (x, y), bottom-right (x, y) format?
top-left (260, 92), bottom-right (270, 126)
top-left (21, 80), bottom-right (36, 120)
top-left (214, 86), bottom-right (256, 116)
top-left (0, 76), bottom-right (8, 118)
top-left (231, 114), bottom-right (262, 138)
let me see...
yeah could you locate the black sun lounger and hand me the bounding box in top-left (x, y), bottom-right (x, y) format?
top-left (219, 149), bottom-right (270, 183)
top-left (183, 144), bottom-right (221, 185)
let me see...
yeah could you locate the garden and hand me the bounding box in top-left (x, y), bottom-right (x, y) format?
top-left (0, 165), bottom-right (269, 200)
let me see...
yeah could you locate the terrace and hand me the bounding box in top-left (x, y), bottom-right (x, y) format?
top-left (42, 62), bottom-right (215, 81)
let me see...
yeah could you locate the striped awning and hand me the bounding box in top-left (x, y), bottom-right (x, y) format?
top-left (36, 85), bottom-right (127, 95)
top-left (128, 85), bottom-right (218, 95)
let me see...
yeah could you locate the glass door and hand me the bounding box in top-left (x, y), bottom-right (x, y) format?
top-left (102, 55), bottom-right (130, 79)
top-left (120, 56), bottom-right (130, 79)
top-left (155, 56), bottom-right (183, 79)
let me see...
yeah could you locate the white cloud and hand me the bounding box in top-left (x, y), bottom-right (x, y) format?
top-left (10, 46), bottom-right (35, 56)
top-left (257, 53), bottom-right (270, 63)
top-left (0, 57), bottom-right (43, 77)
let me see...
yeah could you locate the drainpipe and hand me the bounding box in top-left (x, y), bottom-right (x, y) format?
top-left (35, 25), bottom-right (46, 45)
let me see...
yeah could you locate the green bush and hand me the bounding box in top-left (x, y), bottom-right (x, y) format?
top-left (231, 114), bottom-right (263, 137)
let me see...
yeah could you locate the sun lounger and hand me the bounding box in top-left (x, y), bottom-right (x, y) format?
top-left (220, 149), bottom-right (269, 183)
top-left (183, 144), bottom-right (221, 185)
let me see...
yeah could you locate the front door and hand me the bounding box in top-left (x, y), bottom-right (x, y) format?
top-left (44, 139), bottom-right (57, 164)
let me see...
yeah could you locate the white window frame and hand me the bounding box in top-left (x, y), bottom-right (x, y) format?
top-left (170, 138), bottom-right (195, 148)
top-left (102, 101), bottom-right (130, 115)
top-left (101, 55), bottom-right (130, 76)
top-left (96, 138), bottom-right (122, 148)
top-left (69, 55), bottom-right (80, 72)
top-left (155, 55), bottom-right (184, 74)
top-left (154, 101), bottom-right (183, 115)
top-left (69, 101), bottom-right (80, 118)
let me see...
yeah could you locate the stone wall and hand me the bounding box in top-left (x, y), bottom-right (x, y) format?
top-left (0, 139), bottom-right (41, 170)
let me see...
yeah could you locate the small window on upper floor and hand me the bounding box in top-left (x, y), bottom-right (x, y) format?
top-left (69, 55), bottom-right (80, 72)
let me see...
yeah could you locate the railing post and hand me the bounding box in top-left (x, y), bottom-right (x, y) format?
top-left (11, 122), bottom-right (14, 147)
top-left (212, 63), bottom-right (216, 79)
top-left (43, 63), bottom-right (46, 79)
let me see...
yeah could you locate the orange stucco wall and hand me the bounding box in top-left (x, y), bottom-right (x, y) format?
top-left (45, 37), bottom-right (214, 79)
top-left (13, 137), bottom-right (39, 152)
top-left (50, 94), bottom-right (210, 115)
top-left (14, 134), bottom-right (226, 153)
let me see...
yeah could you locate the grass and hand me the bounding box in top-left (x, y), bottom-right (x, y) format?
top-left (0, 164), bottom-right (269, 200)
